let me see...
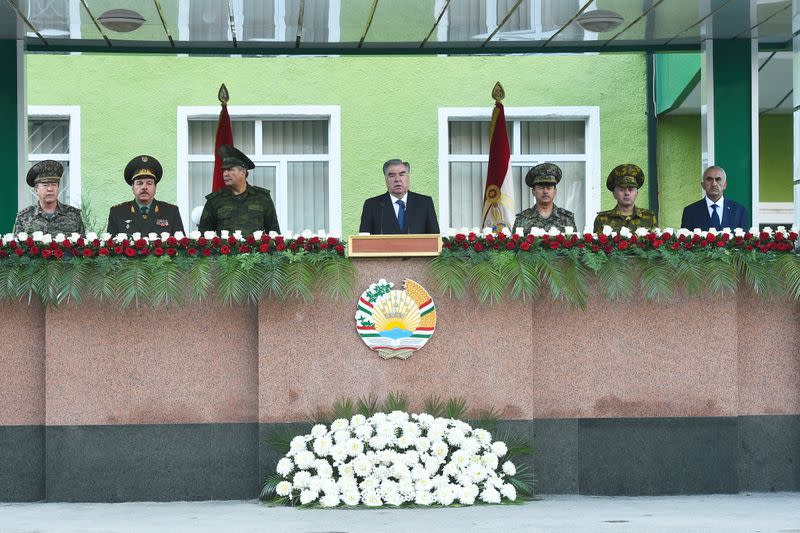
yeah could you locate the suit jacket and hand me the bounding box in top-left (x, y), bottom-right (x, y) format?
top-left (107, 200), bottom-right (185, 235)
top-left (359, 191), bottom-right (440, 235)
top-left (680, 198), bottom-right (748, 230)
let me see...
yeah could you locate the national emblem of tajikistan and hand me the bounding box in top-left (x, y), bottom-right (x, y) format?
top-left (355, 279), bottom-right (436, 360)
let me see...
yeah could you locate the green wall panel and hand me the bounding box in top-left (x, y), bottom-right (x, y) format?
top-left (0, 41), bottom-right (19, 232)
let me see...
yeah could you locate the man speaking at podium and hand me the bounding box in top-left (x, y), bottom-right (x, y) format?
top-left (358, 159), bottom-right (440, 234)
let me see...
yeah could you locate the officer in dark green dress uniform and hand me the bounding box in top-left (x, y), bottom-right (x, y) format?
top-left (13, 160), bottom-right (84, 234)
top-left (107, 155), bottom-right (185, 235)
top-left (513, 163), bottom-right (576, 233)
top-left (198, 144), bottom-right (280, 235)
top-left (593, 163), bottom-right (657, 233)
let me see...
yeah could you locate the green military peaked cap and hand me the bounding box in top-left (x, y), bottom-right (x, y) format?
top-left (219, 144), bottom-right (255, 170)
top-left (26, 160), bottom-right (63, 187)
top-left (525, 163), bottom-right (562, 187)
top-left (124, 155), bottom-right (163, 185)
top-left (606, 163), bottom-right (645, 191)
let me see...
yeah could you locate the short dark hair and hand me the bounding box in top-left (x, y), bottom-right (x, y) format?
top-left (383, 159), bottom-right (410, 174)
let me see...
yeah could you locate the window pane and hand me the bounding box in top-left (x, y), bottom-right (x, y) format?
top-left (543, 0), bottom-right (581, 37)
top-left (448, 0), bottom-right (487, 40)
top-left (449, 161), bottom-right (487, 229)
top-left (449, 120), bottom-right (513, 155)
top-left (29, 119), bottom-right (69, 154)
top-left (263, 120), bottom-right (328, 154)
top-left (27, 0), bottom-right (69, 36)
top-left (188, 120), bottom-right (255, 155)
top-left (190, 0), bottom-right (229, 40)
top-left (242, 0), bottom-right (276, 40)
top-left (498, 0), bottom-right (530, 32)
top-left (250, 165), bottom-right (277, 194)
top-left (521, 120), bottom-right (585, 154)
top-left (287, 161), bottom-right (328, 232)
top-left (286, 0), bottom-right (329, 42)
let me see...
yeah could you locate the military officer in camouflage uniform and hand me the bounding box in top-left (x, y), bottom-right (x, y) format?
top-left (593, 163), bottom-right (657, 233)
top-left (13, 160), bottom-right (84, 234)
top-left (513, 163), bottom-right (576, 233)
top-left (107, 155), bottom-right (184, 235)
top-left (198, 144), bottom-right (280, 235)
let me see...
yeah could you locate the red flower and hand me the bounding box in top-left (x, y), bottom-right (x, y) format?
top-left (577, 242), bottom-right (585, 249)
top-left (706, 232), bottom-right (716, 242)
top-left (296, 236), bottom-right (306, 245)
top-left (685, 242), bottom-right (693, 250)
top-left (334, 244), bottom-right (345, 254)
top-left (661, 232), bottom-right (672, 240)
top-left (246, 235), bottom-right (256, 245)
top-left (520, 242), bottom-right (531, 251)
top-left (652, 240), bottom-right (662, 249)
top-left (53, 249), bottom-right (64, 259)
top-left (211, 237), bottom-right (221, 247)
top-left (220, 245), bottom-right (230, 255)
top-left (671, 242), bottom-right (680, 250)
top-left (618, 241), bottom-right (628, 250)
top-left (166, 248), bottom-right (176, 256)
top-left (556, 234), bottom-right (565, 243)
top-left (135, 238), bottom-right (147, 248)
top-left (153, 247), bottom-right (164, 256)
top-left (187, 247), bottom-right (197, 256)
top-left (98, 248), bottom-right (109, 256)
top-left (259, 243), bottom-right (269, 253)
top-left (239, 245), bottom-right (250, 254)
top-left (276, 242), bottom-right (286, 252)
top-left (699, 240), bottom-right (708, 247)
top-left (598, 234), bottom-right (608, 244)
top-left (485, 234), bottom-right (495, 244)
top-left (41, 249), bottom-right (52, 259)
top-left (473, 243), bottom-right (484, 252)
top-left (82, 249), bottom-right (94, 257)
top-left (744, 232), bottom-right (753, 240)
top-left (179, 237), bottom-right (189, 247)
top-left (497, 233), bottom-right (506, 242)
top-left (304, 243), bottom-right (313, 251)
top-left (139, 248), bottom-right (150, 256)
top-left (510, 233), bottom-right (520, 242)
top-left (548, 242), bottom-right (559, 250)
top-left (505, 241), bottom-right (516, 250)
top-left (91, 239), bottom-right (100, 247)
top-left (326, 237), bottom-right (338, 246)
top-left (166, 236), bottom-right (178, 246)
top-left (201, 248), bottom-right (212, 257)
top-left (759, 231), bottom-right (769, 241)
top-left (716, 241), bottom-right (726, 247)
top-left (289, 243), bottom-right (298, 251)
top-left (468, 233), bottom-right (477, 242)
top-left (584, 233), bottom-right (594, 242)
top-left (275, 236), bottom-right (285, 245)
top-left (0, 250), bottom-right (8, 258)
top-left (113, 245), bottom-right (123, 255)
top-left (789, 232), bottom-right (798, 240)
top-left (227, 236), bottom-right (237, 245)
top-left (526, 235), bottom-right (535, 244)
top-left (309, 237), bottom-right (320, 245)
top-left (29, 245), bottom-right (40, 256)
top-left (61, 239), bottom-right (71, 248)
top-left (197, 237), bottom-right (208, 246)
top-left (14, 248), bottom-right (24, 256)
top-left (124, 247), bottom-right (136, 257)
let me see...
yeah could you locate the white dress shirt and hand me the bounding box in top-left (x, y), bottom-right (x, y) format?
top-left (391, 193), bottom-right (409, 218)
top-left (705, 196), bottom-right (725, 220)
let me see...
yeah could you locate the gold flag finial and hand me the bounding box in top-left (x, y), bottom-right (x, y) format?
top-left (492, 82), bottom-right (505, 103)
top-left (218, 83), bottom-right (229, 105)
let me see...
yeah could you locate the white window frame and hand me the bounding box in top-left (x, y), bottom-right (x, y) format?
top-left (436, 0), bottom-right (592, 42)
top-left (178, 0), bottom-right (340, 42)
top-left (758, 202), bottom-right (794, 226)
top-left (438, 106), bottom-right (601, 231)
top-left (24, 105), bottom-right (81, 209)
top-left (177, 105), bottom-right (342, 235)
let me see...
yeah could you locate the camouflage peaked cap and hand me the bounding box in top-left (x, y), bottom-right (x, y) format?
top-left (219, 144), bottom-right (255, 170)
top-left (525, 163), bottom-right (562, 187)
top-left (124, 155), bottom-right (163, 185)
top-left (606, 163), bottom-right (645, 191)
top-left (26, 160), bottom-right (63, 187)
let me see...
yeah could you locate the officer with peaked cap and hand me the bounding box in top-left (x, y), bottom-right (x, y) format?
top-left (106, 155), bottom-right (184, 235)
top-left (13, 160), bottom-right (85, 234)
top-left (198, 144), bottom-right (280, 235)
top-left (592, 163), bottom-right (657, 233)
top-left (513, 163), bottom-right (576, 233)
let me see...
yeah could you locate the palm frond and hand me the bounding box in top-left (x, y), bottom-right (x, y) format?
top-left (444, 397), bottom-right (467, 420)
top-left (113, 259), bottom-right (152, 309)
top-left (216, 254), bottom-right (249, 305)
top-left (383, 391), bottom-right (409, 413)
top-left (320, 255), bottom-right (356, 300)
top-left (469, 405), bottom-right (501, 432)
top-left (147, 256), bottom-right (183, 306)
top-left (186, 256), bottom-right (213, 303)
top-left (428, 254), bottom-right (468, 299)
top-left (356, 394), bottom-right (380, 417)
top-left (283, 256), bottom-right (315, 302)
top-left (422, 395), bottom-right (445, 418)
top-left (260, 473), bottom-right (283, 501)
top-left (702, 255), bottom-right (738, 295)
top-left (331, 397), bottom-right (356, 420)
top-left (597, 254), bottom-right (634, 300)
top-left (776, 252), bottom-right (800, 300)
top-left (508, 252), bottom-right (542, 301)
top-left (640, 257), bottom-right (676, 301)
top-left (57, 258), bottom-right (90, 305)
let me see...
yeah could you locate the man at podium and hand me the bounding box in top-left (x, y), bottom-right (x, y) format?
top-left (358, 159), bottom-right (440, 235)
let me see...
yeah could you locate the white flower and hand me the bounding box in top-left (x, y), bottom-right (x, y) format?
top-left (331, 418), bottom-right (349, 431)
top-left (345, 438), bottom-right (364, 457)
top-left (424, 455), bottom-right (442, 474)
top-left (368, 435), bottom-right (388, 450)
top-left (308, 476), bottom-right (323, 493)
top-left (451, 450), bottom-right (470, 468)
top-left (531, 227), bottom-right (546, 238)
top-left (383, 490), bottom-right (403, 506)
top-left (312, 436), bottom-right (333, 457)
top-left (220, 230), bottom-right (229, 239)
top-left (310, 424), bottom-right (327, 438)
top-left (342, 490), bottom-right (360, 506)
top-left (416, 413), bottom-right (435, 428)
top-left (275, 480), bottom-right (292, 497)
top-left (32, 231), bottom-right (45, 242)
top-left (415, 490), bottom-right (434, 505)
top-left (502, 460), bottom-right (516, 476)
top-left (333, 429), bottom-right (351, 444)
top-left (292, 470), bottom-right (311, 489)
top-left (415, 476), bottom-right (432, 491)
top-left (602, 225), bottom-right (613, 236)
top-left (147, 232), bottom-right (158, 241)
top-left (635, 227), bottom-right (649, 237)
top-left (435, 484), bottom-right (457, 506)
top-left (338, 477), bottom-right (358, 493)
top-left (352, 456), bottom-right (373, 477)
top-left (363, 491), bottom-right (383, 507)
top-left (431, 440), bottom-right (448, 458)
top-left (467, 463), bottom-right (488, 483)
top-left (396, 435), bottom-right (412, 449)
top-left (400, 421), bottom-right (420, 440)
top-left (355, 423), bottom-right (373, 441)
top-left (501, 483), bottom-right (517, 501)
top-left (442, 462), bottom-right (459, 478)
top-left (564, 226), bottom-right (575, 235)
top-left (492, 441), bottom-right (508, 457)
top-left (619, 226), bottom-right (632, 239)
top-left (320, 491), bottom-right (340, 508)
top-left (314, 459), bottom-right (333, 479)
top-left (446, 428), bottom-right (466, 446)
top-left (390, 463), bottom-right (410, 480)
top-left (337, 463), bottom-right (355, 479)
top-left (294, 450), bottom-right (315, 469)
top-left (360, 475), bottom-right (380, 492)
top-left (276, 457), bottom-right (294, 476)
top-left (480, 486), bottom-right (501, 504)
top-left (388, 411), bottom-right (409, 424)
top-left (481, 226), bottom-right (493, 236)
top-left (482, 453), bottom-right (499, 470)
top-left (411, 465), bottom-right (428, 481)
top-left (17, 232), bottom-right (28, 241)
top-left (350, 414), bottom-right (367, 427)
top-left (289, 436), bottom-right (307, 453)
top-left (299, 489), bottom-right (318, 505)
top-left (460, 437), bottom-right (480, 455)
top-left (458, 483), bottom-right (479, 505)
top-left (547, 227), bottom-right (560, 237)
top-left (330, 444), bottom-right (348, 463)
top-left (472, 428), bottom-right (491, 446)
top-left (376, 422), bottom-right (395, 438)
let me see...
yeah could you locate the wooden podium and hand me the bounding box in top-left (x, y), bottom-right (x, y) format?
top-left (347, 234), bottom-right (443, 257)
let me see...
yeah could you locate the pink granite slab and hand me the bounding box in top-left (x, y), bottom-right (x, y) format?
top-left (45, 300), bottom-right (258, 425)
top-left (0, 301), bottom-right (45, 425)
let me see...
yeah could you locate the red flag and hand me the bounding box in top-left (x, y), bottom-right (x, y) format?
top-left (212, 84), bottom-right (233, 192)
top-left (482, 83), bottom-right (515, 229)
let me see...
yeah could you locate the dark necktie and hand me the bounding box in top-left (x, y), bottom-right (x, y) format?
top-left (396, 199), bottom-right (405, 230)
top-left (710, 204), bottom-right (721, 230)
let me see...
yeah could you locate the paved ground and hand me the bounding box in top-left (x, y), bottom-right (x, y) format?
top-left (0, 493), bottom-right (799, 532)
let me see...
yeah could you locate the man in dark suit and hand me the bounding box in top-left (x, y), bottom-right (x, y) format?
top-left (680, 165), bottom-right (749, 230)
top-left (107, 155), bottom-right (184, 235)
top-left (359, 159), bottom-right (440, 234)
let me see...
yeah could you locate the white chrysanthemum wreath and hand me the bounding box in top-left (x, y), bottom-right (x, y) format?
top-left (262, 411), bottom-right (530, 508)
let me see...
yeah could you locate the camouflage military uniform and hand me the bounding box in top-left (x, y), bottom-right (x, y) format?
top-left (514, 205), bottom-right (576, 233)
top-left (592, 206), bottom-right (657, 233)
top-left (198, 184), bottom-right (280, 235)
top-left (13, 201), bottom-right (85, 235)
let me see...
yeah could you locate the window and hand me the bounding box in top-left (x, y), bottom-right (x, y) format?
top-left (439, 107), bottom-right (600, 231)
top-left (440, 0), bottom-right (582, 41)
top-left (25, 0), bottom-right (80, 38)
top-left (23, 106), bottom-right (81, 210)
top-left (179, 0), bottom-right (339, 42)
top-left (177, 106), bottom-right (341, 234)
